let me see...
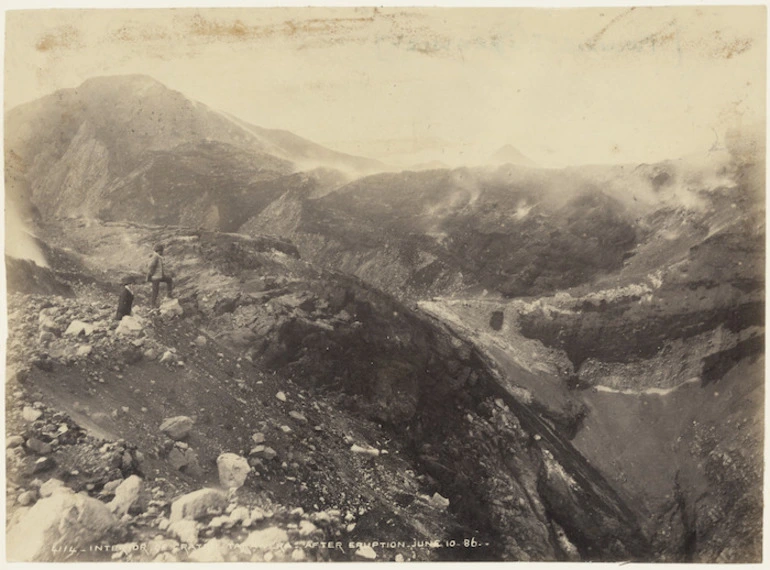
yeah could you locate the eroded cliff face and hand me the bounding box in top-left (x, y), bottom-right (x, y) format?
top-left (417, 187), bottom-right (764, 562)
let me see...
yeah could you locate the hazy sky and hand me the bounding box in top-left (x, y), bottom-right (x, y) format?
top-left (3, 3), bottom-right (766, 167)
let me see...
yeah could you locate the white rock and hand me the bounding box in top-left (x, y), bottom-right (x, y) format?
top-left (159, 416), bottom-right (194, 440)
top-left (229, 506), bottom-right (250, 524)
top-left (291, 548), bottom-right (306, 561)
top-left (241, 526), bottom-right (289, 550)
top-left (39, 315), bottom-right (59, 333)
top-left (355, 545), bottom-right (377, 560)
top-left (76, 345), bottom-right (93, 357)
top-left (7, 435), bottom-right (25, 448)
top-left (147, 537), bottom-right (177, 555)
top-left (251, 432), bottom-right (265, 444)
top-left (275, 391), bottom-right (287, 402)
top-left (194, 335), bottom-right (208, 347)
top-left (22, 407), bottom-right (42, 422)
top-left (39, 479), bottom-right (71, 498)
top-left (107, 475), bottom-right (142, 517)
top-left (350, 444), bottom-right (380, 456)
top-left (298, 519), bottom-right (318, 537)
top-left (430, 492), bottom-right (450, 509)
top-left (289, 411), bottom-right (308, 423)
top-left (64, 320), bottom-right (94, 337)
top-left (159, 351), bottom-right (176, 364)
top-left (157, 518), bottom-right (170, 531)
top-left (250, 507), bottom-right (266, 522)
top-left (116, 315), bottom-right (144, 336)
top-left (18, 491), bottom-right (37, 506)
top-left (208, 515), bottom-right (230, 529)
top-left (217, 453), bottom-right (250, 490)
top-left (160, 298), bottom-right (184, 318)
top-left (7, 492), bottom-right (117, 561)
top-left (189, 538), bottom-right (226, 562)
top-left (169, 488), bottom-right (228, 523)
top-left (311, 511), bottom-right (332, 524)
top-left (168, 519), bottom-right (198, 545)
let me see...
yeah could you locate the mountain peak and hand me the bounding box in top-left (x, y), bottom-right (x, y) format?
top-left (489, 144), bottom-right (536, 166)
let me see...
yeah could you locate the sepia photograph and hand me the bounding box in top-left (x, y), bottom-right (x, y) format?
top-left (2, 1), bottom-right (766, 564)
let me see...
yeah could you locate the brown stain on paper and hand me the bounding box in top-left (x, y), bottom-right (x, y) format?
top-left (582, 7), bottom-right (636, 50)
top-left (35, 25), bottom-right (81, 52)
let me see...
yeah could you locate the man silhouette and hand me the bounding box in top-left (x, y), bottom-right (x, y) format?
top-left (115, 275), bottom-right (136, 320)
top-left (147, 244), bottom-right (173, 307)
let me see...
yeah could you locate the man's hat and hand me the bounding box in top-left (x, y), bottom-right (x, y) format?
top-left (120, 275), bottom-right (137, 285)
top-left (154, 244), bottom-right (164, 253)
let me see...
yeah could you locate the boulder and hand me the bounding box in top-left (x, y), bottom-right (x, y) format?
top-left (159, 351), bottom-right (176, 364)
top-left (430, 492), bottom-right (450, 509)
top-left (168, 519), bottom-right (198, 545)
top-left (356, 545), bottom-right (377, 560)
top-left (25, 437), bottom-right (53, 455)
top-left (7, 492), bottom-right (117, 561)
top-left (275, 391), bottom-right (287, 402)
top-left (262, 447), bottom-right (278, 461)
top-left (217, 453), bottom-right (250, 490)
top-left (76, 345), bottom-right (93, 357)
top-left (169, 488), bottom-right (228, 523)
top-left (22, 406), bottom-right (43, 422)
top-left (229, 506), bottom-right (250, 524)
top-left (291, 548), bottom-right (307, 561)
top-left (39, 479), bottom-right (72, 498)
top-left (7, 435), bottom-right (25, 448)
top-left (194, 335), bottom-right (208, 347)
top-left (168, 446), bottom-right (201, 473)
top-left (251, 432), bottom-right (265, 444)
top-left (116, 315), bottom-right (143, 336)
top-left (38, 331), bottom-right (55, 344)
top-left (289, 411), bottom-right (308, 423)
top-left (298, 519), bottom-right (318, 537)
top-left (39, 316), bottom-right (60, 334)
top-left (160, 416), bottom-right (194, 440)
top-left (241, 526), bottom-right (289, 550)
top-left (18, 490), bottom-right (37, 506)
top-left (188, 538), bottom-right (226, 562)
top-left (102, 479), bottom-right (123, 495)
top-left (64, 320), bottom-right (94, 337)
top-left (107, 475), bottom-right (142, 516)
top-left (160, 298), bottom-right (184, 318)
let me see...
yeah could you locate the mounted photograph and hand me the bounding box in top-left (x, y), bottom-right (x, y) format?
top-left (3, 4), bottom-right (765, 563)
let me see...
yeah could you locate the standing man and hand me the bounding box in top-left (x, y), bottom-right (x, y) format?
top-left (147, 243), bottom-right (173, 307)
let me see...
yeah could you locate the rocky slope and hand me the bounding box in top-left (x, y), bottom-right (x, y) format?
top-left (6, 218), bottom-right (652, 562)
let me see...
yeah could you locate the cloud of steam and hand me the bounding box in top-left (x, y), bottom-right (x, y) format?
top-left (5, 200), bottom-right (48, 267)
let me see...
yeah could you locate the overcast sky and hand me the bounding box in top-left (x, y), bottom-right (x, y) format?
top-left (3, 3), bottom-right (766, 167)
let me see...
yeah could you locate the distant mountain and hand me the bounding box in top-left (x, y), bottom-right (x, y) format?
top-left (227, 116), bottom-right (389, 175)
top-left (4, 75), bottom-right (382, 229)
top-left (406, 160), bottom-right (451, 171)
top-left (488, 144), bottom-right (536, 167)
top-left (8, 74), bottom-right (762, 302)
